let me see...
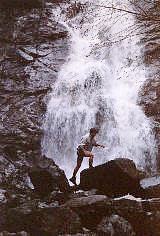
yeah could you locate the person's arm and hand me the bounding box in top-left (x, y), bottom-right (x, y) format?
top-left (93, 138), bottom-right (105, 148)
top-left (96, 143), bottom-right (105, 148)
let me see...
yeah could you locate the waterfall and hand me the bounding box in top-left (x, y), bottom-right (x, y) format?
top-left (42, 0), bottom-right (157, 179)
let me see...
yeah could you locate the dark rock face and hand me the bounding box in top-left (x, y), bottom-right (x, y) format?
top-left (0, 232), bottom-right (28, 236)
top-left (145, 184), bottom-right (160, 198)
top-left (0, 0), bottom-right (44, 8)
top-left (0, 154), bottom-right (31, 192)
top-left (63, 192), bottom-right (160, 236)
top-left (28, 156), bottom-right (70, 196)
top-left (111, 197), bottom-right (160, 236)
top-left (1, 180), bottom-right (160, 236)
top-left (0, 4), bottom-right (68, 158)
top-left (137, 1), bottom-right (160, 163)
top-left (0, 2), bottom-right (69, 190)
top-left (97, 214), bottom-right (136, 236)
top-left (0, 155), bottom-right (16, 187)
top-left (65, 193), bottom-right (160, 236)
top-left (64, 195), bottom-right (109, 230)
top-left (140, 176), bottom-right (160, 198)
top-left (80, 158), bottom-right (145, 198)
top-left (7, 204), bottom-right (82, 235)
top-left (139, 77), bottom-right (160, 164)
top-left (31, 206), bottom-right (82, 235)
top-left (140, 78), bottom-right (160, 122)
top-left (0, 0), bottom-right (65, 8)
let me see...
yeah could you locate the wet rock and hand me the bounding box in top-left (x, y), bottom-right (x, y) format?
top-left (32, 206), bottom-right (82, 235)
top-left (0, 4), bottom-right (68, 175)
top-left (64, 195), bottom-right (111, 230)
top-left (5, 191), bottom-right (32, 209)
top-left (142, 198), bottom-right (160, 213)
top-left (138, 2), bottom-right (160, 164)
top-left (141, 175), bottom-right (160, 198)
top-left (7, 204), bottom-right (82, 235)
top-left (0, 189), bottom-right (7, 205)
top-left (29, 168), bottom-right (57, 195)
top-left (65, 2), bottom-right (85, 18)
top-left (0, 156), bottom-right (14, 188)
top-left (0, 154), bottom-right (31, 192)
top-left (0, 189), bottom-right (9, 232)
top-left (111, 196), bottom-right (160, 236)
top-left (0, 231), bottom-right (28, 236)
top-left (145, 184), bottom-right (160, 198)
top-left (6, 199), bottom-right (38, 232)
top-left (1, 168), bottom-right (31, 193)
top-left (7, 199), bottom-right (39, 216)
top-left (59, 232), bottom-right (97, 236)
top-left (139, 76), bottom-right (160, 163)
top-left (0, 0), bottom-right (44, 8)
top-left (80, 158), bottom-right (145, 198)
top-left (139, 76), bottom-right (160, 123)
top-left (64, 193), bottom-right (160, 235)
top-left (67, 189), bottom-right (99, 201)
top-left (65, 195), bottom-right (108, 208)
top-left (96, 214), bottom-right (135, 236)
top-left (47, 190), bottom-right (68, 205)
top-left (28, 155), bottom-right (70, 196)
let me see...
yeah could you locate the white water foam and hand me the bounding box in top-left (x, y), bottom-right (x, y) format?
top-left (42, 0), bottom-right (157, 180)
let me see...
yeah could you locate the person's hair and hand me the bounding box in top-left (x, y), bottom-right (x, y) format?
top-left (90, 127), bottom-right (98, 134)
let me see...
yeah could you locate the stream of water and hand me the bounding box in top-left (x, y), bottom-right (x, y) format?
top-left (42, 0), bottom-right (157, 180)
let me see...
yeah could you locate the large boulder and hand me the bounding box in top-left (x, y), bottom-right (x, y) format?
top-left (64, 192), bottom-right (160, 235)
top-left (79, 158), bottom-right (145, 198)
top-left (111, 195), bottom-right (160, 236)
top-left (6, 203), bottom-right (82, 235)
top-left (96, 214), bottom-right (136, 236)
top-left (140, 175), bottom-right (160, 198)
top-left (28, 156), bottom-right (70, 196)
top-left (31, 206), bottom-right (82, 235)
top-left (64, 195), bottom-right (109, 229)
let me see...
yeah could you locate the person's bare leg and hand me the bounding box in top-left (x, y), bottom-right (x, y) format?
top-left (73, 163), bottom-right (81, 177)
top-left (89, 156), bottom-right (93, 168)
top-left (70, 155), bottom-right (83, 184)
top-left (83, 150), bottom-right (94, 167)
top-left (83, 150), bottom-right (93, 157)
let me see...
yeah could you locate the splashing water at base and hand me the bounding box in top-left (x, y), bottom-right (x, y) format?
top-left (42, 0), bottom-right (157, 180)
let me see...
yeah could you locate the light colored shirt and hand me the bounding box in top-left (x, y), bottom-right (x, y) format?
top-left (77, 133), bottom-right (98, 152)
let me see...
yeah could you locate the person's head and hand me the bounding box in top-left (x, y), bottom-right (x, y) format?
top-left (90, 127), bottom-right (99, 137)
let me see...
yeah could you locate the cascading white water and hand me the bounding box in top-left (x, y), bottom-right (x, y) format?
top-left (42, 0), bottom-right (157, 179)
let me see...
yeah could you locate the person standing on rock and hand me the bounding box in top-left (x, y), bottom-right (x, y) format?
top-left (69, 127), bottom-right (105, 185)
